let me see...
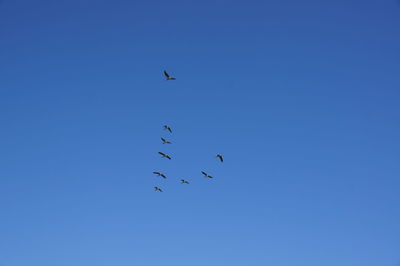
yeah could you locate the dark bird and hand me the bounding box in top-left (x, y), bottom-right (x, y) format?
top-left (158, 152), bottom-right (172, 160)
top-left (161, 137), bottom-right (171, 144)
top-left (163, 70), bottom-right (176, 80)
top-left (180, 179), bottom-right (190, 184)
top-left (153, 172), bottom-right (166, 178)
top-left (154, 186), bottom-right (163, 192)
top-left (201, 171), bottom-right (213, 178)
top-left (216, 154), bottom-right (224, 162)
top-left (163, 125), bottom-right (172, 133)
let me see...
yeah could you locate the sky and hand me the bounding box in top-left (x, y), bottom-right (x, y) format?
top-left (0, 0), bottom-right (399, 265)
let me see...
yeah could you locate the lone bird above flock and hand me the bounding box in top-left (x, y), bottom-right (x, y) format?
top-left (180, 179), bottom-right (190, 184)
top-left (201, 171), bottom-right (213, 178)
top-left (216, 154), bottom-right (224, 162)
top-left (153, 172), bottom-right (166, 178)
top-left (161, 137), bottom-right (171, 144)
top-left (154, 187), bottom-right (163, 192)
top-left (158, 152), bottom-right (172, 160)
top-left (163, 125), bottom-right (172, 133)
top-left (163, 70), bottom-right (176, 80)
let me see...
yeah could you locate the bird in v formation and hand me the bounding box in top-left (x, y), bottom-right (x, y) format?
top-left (154, 72), bottom-right (224, 192)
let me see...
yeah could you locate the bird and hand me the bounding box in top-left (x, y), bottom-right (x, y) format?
top-left (163, 125), bottom-right (172, 133)
top-left (216, 154), bottom-right (224, 162)
top-left (163, 70), bottom-right (176, 80)
top-left (180, 179), bottom-right (190, 184)
top-left (201, 171), bottom-right (213, 178)
top-left (158, 152), bottom-right (172, 160)
top-left (154, 186), bottom-right (163, 192)
top-left (161, 137), bottom-right (171, 144)
top-left (153, 172), bottom-right (166, 178)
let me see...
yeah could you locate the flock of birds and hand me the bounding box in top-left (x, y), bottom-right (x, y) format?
top-left (153, 71), bottom-right (224, 192)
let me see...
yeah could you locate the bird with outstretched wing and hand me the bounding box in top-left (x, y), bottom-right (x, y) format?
top-left (163, 125), bottom-right (172, 133)
top-left (201, 171), bottom-right (213, 178)
top-left (158, 152), bottom-right (172, 160)
top-left (163, 70), bottom-right (176, 80)
top-left (153, 172), bottom-right (167, 178)
top-left (161, 137), bottom-right (171, 144)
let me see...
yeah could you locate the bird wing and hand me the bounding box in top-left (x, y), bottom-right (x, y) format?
top-left (201, 171), bottom-right (207, 176)
top-left (220, 156), bottom-right (223, 162)
top-left (161, 137), bottom-right (166, 142)
top-left (159, 152), bottom-right (165, 156)
top-left (163, 71), bottom-right (170, 78)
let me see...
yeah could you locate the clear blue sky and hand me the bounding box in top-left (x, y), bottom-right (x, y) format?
top-left (1, 0), bottom-right (399, 265)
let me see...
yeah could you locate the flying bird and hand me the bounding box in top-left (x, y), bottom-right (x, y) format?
top-left (163, 125), bottom-right (172, 133)
top-left (180, 179), bottom-right (190, 184)
top-left (153, 172), bottom-right (166, 178)
top-left (161, 137), bottom-right (171, 144)
top-left (158, 152), bottom-right (172, 160)
top-left (201, 171), bottom-right (213, 178)
top-left (154, 187), bottom-right (163, 192)
top-left (163, 70), bottom-right (176, 80)
top-left (216, 154), bottom-right (224, 162)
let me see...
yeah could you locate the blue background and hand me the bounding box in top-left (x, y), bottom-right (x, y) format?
top-left (1, 0), bottom-right (399, 265)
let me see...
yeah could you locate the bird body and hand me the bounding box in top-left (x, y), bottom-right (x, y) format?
top-left (180, 179), bottom-right (190, 184)
top-left (158, 152), bottom-right (172, 160)
top-left (216, 154), bottom-right (224, 162)
top-left (201, 171), bottom-right (213, 178)
top-left (161, 137), bottom-right (171, 144)
top-left (153, 172), bottom-right (167, 178)
top-left (163, 71), bottom-right (176, 80)
top-left (154, 187), bottom-right (163, 192)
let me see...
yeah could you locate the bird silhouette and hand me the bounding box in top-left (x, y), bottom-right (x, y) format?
top-left (161, 137), bottom-right (171, 144)
top-left (180, 179), bottom-right (190, 184)
top-left (153, 172), bottom-right (167, 178)
top-left (201, 171), bottom-right (213, 178)
top-left (163, 70), bottom-right (176, 80)
top-left (154, 187), bottom-right (163, 192)
top-left (158, 152), bottom-right (172, 160)
top-left (216, 154), bottom-right (224, 162)
top-left (163, 125), bottom-right (172, 133)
